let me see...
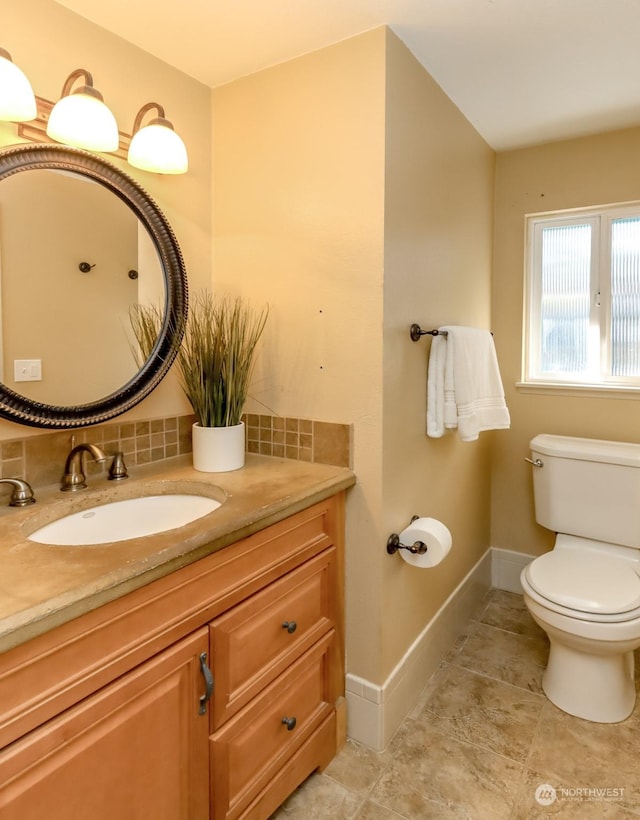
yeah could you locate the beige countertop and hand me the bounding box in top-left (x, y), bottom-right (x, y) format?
top-left (0, 454), bottom-right (355, 654)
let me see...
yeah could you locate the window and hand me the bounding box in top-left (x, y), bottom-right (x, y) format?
top-left (523, 203), bottom-right (640, 389)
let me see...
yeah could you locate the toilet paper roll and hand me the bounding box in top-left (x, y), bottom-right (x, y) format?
top-left (397, 517), bottom-right (452, 568)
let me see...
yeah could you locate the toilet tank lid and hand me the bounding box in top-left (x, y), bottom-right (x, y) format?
top-left (531, 434), bottom-right (640, 467)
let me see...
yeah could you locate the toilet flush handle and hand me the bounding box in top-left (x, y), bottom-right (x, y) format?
top-left (525, 457), bottom-right (543, 468)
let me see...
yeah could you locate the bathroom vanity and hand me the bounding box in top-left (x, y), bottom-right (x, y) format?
top-left (0, 455), bottom-right (354, 819)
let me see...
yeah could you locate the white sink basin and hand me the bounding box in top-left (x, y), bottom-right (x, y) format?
top-left (27, 494), bottom-right (222, 546)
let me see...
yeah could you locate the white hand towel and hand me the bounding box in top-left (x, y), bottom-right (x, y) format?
top-left (443, 330), bottom-right (458, 430)
top-left (442, 326), bottom-right (510, 441)
top-left (426, 334), bottom-right (447, 437)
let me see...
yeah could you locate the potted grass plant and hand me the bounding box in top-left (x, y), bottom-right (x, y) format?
top-left (131, 290), bottom-right (268, 472)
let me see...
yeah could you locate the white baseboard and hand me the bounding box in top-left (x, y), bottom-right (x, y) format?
top-left (491, 547), bottom-right (535, 593)
top-left (346, 547), bottom-right (492, 751)
top-left (345, 547), bottom-right (535, 751)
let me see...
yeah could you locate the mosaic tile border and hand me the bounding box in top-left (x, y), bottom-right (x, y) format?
top-left (0, 412), bottom-right (351, 493)
top-left (244, 414), bottom-right (351, 468)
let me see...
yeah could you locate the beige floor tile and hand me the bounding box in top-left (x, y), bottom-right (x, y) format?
top-left (324, 739), bottom-right (389, 795)
top-left (454, 620), bottom-right (548, 693)
top-left (270, 772), bottom-right (363, 819)
top-left (478, 588), bottom-right (547, 640)
top-left (405, 662), bottom-right (450, 721)
top-left (370, 721), bottom-right (523, 819)
top-left (421, 664), bottom-right (545, 762)
top-left (383, 717), bottom-right (414, 757)
top-left (528, 700), bottom-right (640, 812)
top-left (511, 769), bottom-right (639, 818)
top-left (442, 625), bottom-right (473, 663)
top-left (353, 800), bottom-right (410, 819)
top-left (369, 768), bottom-right (469, 820)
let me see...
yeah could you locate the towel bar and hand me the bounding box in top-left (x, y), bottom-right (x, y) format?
top-left (410, 324), bottom-right (447, 341)
top-left (410, 323), bottom-right (493, 342)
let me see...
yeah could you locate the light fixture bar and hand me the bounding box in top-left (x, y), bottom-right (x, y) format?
top-left (9, 66), bottom-right (187, 173)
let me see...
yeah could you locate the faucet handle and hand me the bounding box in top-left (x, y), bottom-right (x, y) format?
top-left (108, 452), bottom-right (129, 481)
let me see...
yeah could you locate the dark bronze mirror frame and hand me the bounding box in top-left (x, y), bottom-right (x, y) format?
top-left (0, 143), bottom-right (188, 429)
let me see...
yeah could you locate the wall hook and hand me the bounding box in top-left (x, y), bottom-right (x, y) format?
top-left (78, 261), bottom-right (95, 273)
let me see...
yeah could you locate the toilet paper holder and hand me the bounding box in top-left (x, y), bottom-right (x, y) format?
top-left (387, 515), bottom-right (428, 556)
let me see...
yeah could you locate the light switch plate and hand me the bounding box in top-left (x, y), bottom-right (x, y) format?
top-left (14, 359), bottom-right (42, 382)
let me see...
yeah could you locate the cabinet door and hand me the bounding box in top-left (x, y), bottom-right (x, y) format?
top-left (0, 629), bottom-right (210, 820)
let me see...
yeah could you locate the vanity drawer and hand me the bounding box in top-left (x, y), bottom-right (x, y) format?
top-left (210, 547), bottom-right (336, 729)
top-left (210, 633), bottom-right (334, 820)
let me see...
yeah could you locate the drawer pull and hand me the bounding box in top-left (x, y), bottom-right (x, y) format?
top-left (281, 716), bottom-right (297, 731)
top-left (282, 620), bottom-right (297, 634)
top-left (199, 652), bottom-right (214, 715)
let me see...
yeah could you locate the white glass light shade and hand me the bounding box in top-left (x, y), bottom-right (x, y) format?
top-left (46, 71), bottom-right (119, 153)
top-left (128, 121), bottom-right (188, 174)
top-left (0, 48), bottom-right (37, 122)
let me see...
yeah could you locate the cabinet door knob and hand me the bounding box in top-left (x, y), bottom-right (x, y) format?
top-left (281, 716), bottom-right (297, 731)
top-left (282, 620), bottom-right (297, 634)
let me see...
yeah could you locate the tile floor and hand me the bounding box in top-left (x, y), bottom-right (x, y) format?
top-left (271, 588), bottom-right (640, 819)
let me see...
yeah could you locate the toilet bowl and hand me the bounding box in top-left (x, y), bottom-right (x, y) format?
top-left (521, 539), bottom-right (640, 722)
top-left (522, 434), bottom-right (640, 723)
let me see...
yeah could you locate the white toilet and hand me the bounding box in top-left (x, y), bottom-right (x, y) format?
top-left (521, 433), bottom-right (640, 723)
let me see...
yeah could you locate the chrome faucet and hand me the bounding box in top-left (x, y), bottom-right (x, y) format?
top-left (0, 478), bottom-right (35, 506)
top-left (60, 442), bottom-right (107, 492)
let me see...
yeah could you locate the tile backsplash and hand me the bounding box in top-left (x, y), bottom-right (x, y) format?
top-left (0, 412), bottom-right (351, 494)
top-left (244, 414), bottom-right (351, 468)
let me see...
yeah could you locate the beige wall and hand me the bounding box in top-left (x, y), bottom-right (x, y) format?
top-left (212, 28), bottom-right (387, 682)
top-left (0, 0), bottom-right (212, 438)
top-left (492, 127), bottom-right (640, 557)
top-left (381, 32), bottom-right (495, 676)
top-left (212, 28), bottom-right (495, 685)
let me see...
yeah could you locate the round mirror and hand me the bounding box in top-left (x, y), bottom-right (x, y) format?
top-left (0, 143), bottom-right (188, 428)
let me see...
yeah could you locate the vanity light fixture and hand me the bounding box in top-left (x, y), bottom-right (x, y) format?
top-left (127, 102), bottom-right (188, 174)
top-left (46, 68), bottom-right (119, 153)
top-left (4, 51), bottom-right (190, 174)
top-left (0, 47), bottom-right (37, 122)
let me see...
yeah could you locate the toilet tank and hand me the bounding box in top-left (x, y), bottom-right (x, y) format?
top-left (530, 434), bottom-right (640, 548)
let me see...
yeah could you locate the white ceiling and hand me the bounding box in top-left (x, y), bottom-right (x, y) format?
top-left (54, 0), bottom-right (640, 151)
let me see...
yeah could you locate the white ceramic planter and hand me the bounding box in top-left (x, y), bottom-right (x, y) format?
top-left (191, 421), bottom-right (245, 472)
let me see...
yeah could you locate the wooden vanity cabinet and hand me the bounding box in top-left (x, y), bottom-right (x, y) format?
top-left (0, 630), bottom-right (210, 820)
top-left (0, 493), bottom-right (346, 820)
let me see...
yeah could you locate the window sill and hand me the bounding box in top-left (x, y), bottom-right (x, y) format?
top-left (516, 381), bottom-right (640, 399)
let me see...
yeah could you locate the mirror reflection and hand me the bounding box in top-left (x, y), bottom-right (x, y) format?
top-left (0, 143), bottom-right (187, 429)
top-left (0, 168), bottom-right (164, 406)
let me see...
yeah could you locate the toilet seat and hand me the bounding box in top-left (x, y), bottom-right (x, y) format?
top-left (523, 550), bottom-right (640, 622)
